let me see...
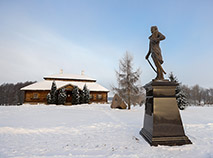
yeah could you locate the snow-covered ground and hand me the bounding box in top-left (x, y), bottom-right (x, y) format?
top-left (0, 104), bottom-right (213, 158)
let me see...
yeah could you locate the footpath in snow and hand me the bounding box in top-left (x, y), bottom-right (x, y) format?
top-left (0, 104), bottom-right (213, 158)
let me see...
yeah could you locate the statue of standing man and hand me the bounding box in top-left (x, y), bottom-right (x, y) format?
top-left (145, 26), bottom-right (166, 80)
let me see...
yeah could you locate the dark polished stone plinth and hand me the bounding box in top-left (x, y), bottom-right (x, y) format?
top-left (140, 80), bottom-right (192, 146)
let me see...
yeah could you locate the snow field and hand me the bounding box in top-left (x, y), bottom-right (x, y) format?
top-left (0, 104), bottom-right (213, 158)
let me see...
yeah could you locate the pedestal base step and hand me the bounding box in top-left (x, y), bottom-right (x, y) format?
top-left (140, 128), bottom-right (192, 146)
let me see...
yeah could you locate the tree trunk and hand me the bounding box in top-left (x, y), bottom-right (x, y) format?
top-left (127, 67), bottom-right (131, 110)
top-left (128, 88), bottom-right (131, 110)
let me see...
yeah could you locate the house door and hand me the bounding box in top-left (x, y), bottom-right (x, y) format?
top-left (66, 91), bottom-right (72, 103)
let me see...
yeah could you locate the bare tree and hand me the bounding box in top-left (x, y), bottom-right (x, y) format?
top-left (209, 89), bottom-right (213, 104)
top-left (191, 84), bottom-right (202, 105)
top-left (112, 52), bottom-right (144, 109)
top-left (181, 85), bottom-right (191, 100)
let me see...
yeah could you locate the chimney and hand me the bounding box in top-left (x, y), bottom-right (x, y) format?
top-left (81, 70), bottom-right (84, 75)
top-left (60, 69), bottom-right (63, 74)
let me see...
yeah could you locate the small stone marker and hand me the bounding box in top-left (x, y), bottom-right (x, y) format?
top-left (111, 94), bottom-right (127, 109)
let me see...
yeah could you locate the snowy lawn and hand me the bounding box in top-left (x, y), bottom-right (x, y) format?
top-left (0, 104), bottom-right (213, 158)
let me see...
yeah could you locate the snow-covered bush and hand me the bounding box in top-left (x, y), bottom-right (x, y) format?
top-left (79, 90), bottom-right (84, 104)
top-left (72, 86), bottom-right (80, 105)
top-left (169, 72), bottom-right (189, 110)
top-left (176, 86), bottom-right (189, 110)
top-left (47, 93), bottom-right (51, 104)
top-left (57, 88), bottom-right (67, 105)
top-left (47, 81), bottom-right (57, 104)
top-left (83, 84), bottom-right (90, 104)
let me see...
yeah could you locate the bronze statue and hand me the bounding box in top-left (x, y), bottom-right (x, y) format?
top-left (140, 26), bottom-right (192, 146)
top-left (145, 26), bottom-right (166, 80)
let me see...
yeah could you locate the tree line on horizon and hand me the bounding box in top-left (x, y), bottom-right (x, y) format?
top-left (0, 81), bottom-right (211, 106)
top-left (0, 81), bottom-right (36, 105)
top-left (0, 52), bottom-right (213, 107)
top-left (168, 72), bottom-right (213, 106)
top-left (180, 84), bottom-right (213, 106)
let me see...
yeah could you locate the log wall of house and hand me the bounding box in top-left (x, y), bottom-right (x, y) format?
top-left (24, 90), bottom-right (49, 104)
top-left (90, 91), bottom-right (108, 103)
top-left (24, 90), bottom-right (108, 104)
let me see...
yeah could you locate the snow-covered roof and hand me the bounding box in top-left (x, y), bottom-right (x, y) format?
top-left (43, 74), bottom-right (96, 82)
top-left (21, 80), bottom-right (109, 92)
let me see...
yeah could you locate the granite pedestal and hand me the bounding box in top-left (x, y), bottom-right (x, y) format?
top-left (140, 80), bottom-right (192, 146)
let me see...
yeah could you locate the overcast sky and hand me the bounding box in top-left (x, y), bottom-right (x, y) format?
top-left (0, 0), bottom-right (213, 93)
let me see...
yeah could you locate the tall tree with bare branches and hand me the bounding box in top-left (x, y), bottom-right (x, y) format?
top-left (113, 52), bottom-right (143, 109)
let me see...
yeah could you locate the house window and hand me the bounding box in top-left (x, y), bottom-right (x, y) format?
top-left (89, 94), bottom-right (93, 99)
top-left (97, 94), bottom-right (102, 100)
top-left (33, 93), bottom-right (39, 99)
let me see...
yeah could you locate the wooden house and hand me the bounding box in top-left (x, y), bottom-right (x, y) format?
top-left (21, 73), bottom-right (109, 104)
